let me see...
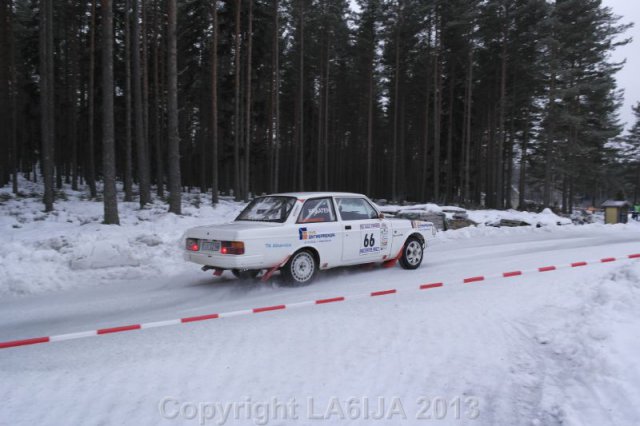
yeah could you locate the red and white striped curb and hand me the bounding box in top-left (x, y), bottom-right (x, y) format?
top-left (1, 253), bottom-right (639, 350)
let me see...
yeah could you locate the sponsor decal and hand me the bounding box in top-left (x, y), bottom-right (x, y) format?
top-left (298, 227), bottom-right (336, 243)
top-left (265, 242), bottom-right (293, 249)
top-left (360, 222), bottom-right (381, 230)
top-left (380, 223), bottom-right (389, 248)
top-left (411, 220), bottom-right (433, 230)
top-left (308, 207), bottom-right (331, 216)
top-left (359, 246), bottom-right (382, 255)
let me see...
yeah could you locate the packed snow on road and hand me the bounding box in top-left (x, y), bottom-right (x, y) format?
top-left (1, 181), bottom-right (639, 425)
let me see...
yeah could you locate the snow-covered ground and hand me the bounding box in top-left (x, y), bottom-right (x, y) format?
top-left (1, 179), bottom-right (640, 425)
top-left (0, 178), bottom-right (242, 296)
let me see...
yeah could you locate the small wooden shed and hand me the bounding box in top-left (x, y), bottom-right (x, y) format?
top-left (601, 200), bottom-right (630, 224)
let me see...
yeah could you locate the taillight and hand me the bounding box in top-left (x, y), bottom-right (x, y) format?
top-left (220, 241), bottom-right (245, 255)
top-left (186, 238), bottom-right (200, 251)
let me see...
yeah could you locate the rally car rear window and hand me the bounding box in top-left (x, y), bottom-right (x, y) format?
top-left (236, 196), bottom-right (296, 223)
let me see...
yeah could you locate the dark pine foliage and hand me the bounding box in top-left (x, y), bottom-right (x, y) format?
top-left (0, 0), bottom-right (635, 220)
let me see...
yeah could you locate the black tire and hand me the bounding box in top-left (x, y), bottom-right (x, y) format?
top-left (231, 269), bottom-right (260, 280)
top-left (281, 250), bottom-right (318, 286)
top-left (399, 236), bottom-right (424, 270)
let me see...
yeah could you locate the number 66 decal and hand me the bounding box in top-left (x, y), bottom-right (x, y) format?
top-left (363, 233), bottom-right (376, 247)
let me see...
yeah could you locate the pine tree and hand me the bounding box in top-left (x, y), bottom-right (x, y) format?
top-left (133, 0), bottom-right (151, 207)
top-left (0, 0), bottom-right (9, 187)
top-left (167, 0), bottom-right (181, 214)
top-left (123, 0), bottom-right (133, 202)
top-left (101, 0), bottom-right (119, 224)
top-left (86, 0), bottom-right (97, 198)
top-left (210, 0), bottom-right (219, 205)
top-left (39, 0), bottom-right (55, 211)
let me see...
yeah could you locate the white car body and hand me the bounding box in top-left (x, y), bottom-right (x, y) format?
top-left (183, 192), bottom-right (436, 276)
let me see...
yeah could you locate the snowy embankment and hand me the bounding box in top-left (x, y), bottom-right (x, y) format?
top-left (0, 178), bottom-right (634, 297)
top-left (0, 179), bottom-right (241, 296)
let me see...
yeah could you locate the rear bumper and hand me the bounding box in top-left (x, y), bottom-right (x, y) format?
top-left (184, 251), bottom-right (265, 269)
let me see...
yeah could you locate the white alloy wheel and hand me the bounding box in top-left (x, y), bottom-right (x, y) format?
top-left (283, 250), bottom-right (318, 285)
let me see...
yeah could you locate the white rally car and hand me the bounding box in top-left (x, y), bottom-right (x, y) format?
top-left (183, 192), bottom-right (436, 285)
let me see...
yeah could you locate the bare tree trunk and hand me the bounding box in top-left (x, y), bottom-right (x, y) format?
top-left (199, 93), bottom-right (206, 193)
top-left (0, 0), bottom-right (8, 187)
top-left (233, 0), bottom-right (241, 200)
top-left (505, 115), bottom-right (515, 209)
top-left (167, 0), bottom-right (181, 214)
top-left (273, 0), bottom-right (280, 193)
top-left (133, 0), bottom-right (151, 207)
top-left (39, 0), bottom-right (55, 211)
top-left (445, 62), bottom-right (455, 203)
top-left (391, 0), bottom-right (402, 201)
top-left (244, 0), bottom-right (253, 202)
top-left (210, 0), bottom-right (219, 204)
top-left (433, 14), bottom-right (442, 202)
top-left (142, 0), bottom-right (149, 177)
top-left (486, 109), bottom-right (496, 207)
top-left (518, 116), bottom-right (529, 210)
top-left (101, 0), bottom-right (120, 224)
top-left (67, 11), bottom-right (79, 191)
top-left (463, 49), bottom-right (473, 203)
top-left (124, 0), bottom-right (133, 201)
top-left (8, 0), bottom-right (19, 194)
top-left (86, 0), bottom-right (97, 198)
top-left (496, 21), bottom-right (508, 209)
top-left (420, 17), bottom-right (432, 202)
top-left (543, 67), bottom-right (556, 207)
top-left (323, 56), bottom-right (329, 191)
top-left (152, 0), bottom-right (163, 198)
top-left (316, 28), bottom-right (324, 191)
top-left (568, 177), bottom-right (574, 214)
top-left (297, 0), bottom-right (304, 191)
top-left (366, 46), bottom-right (374, 196)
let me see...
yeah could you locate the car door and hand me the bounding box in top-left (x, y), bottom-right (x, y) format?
top-left (335, 197), bottom-right (391, 263)
top-left (295, 197), bottom-right (342, 268)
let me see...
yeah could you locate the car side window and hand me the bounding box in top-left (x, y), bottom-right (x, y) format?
top-left (297, 198), bottom-right (337, 223)
top-left (335, 198), bottom-right (379, 221)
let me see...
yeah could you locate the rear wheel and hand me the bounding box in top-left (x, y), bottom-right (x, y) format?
top-left (231, 269), bottom-right (260, 280)
top-left (281, 250), bottom-right (318, 286)
top-left (399, 236), bottom-right (424, 270)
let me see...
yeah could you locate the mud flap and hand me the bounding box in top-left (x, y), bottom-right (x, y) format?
top-left (261, 255), bottom-right (292, 282)
top-left (382, 248), bottom-right (404, 268)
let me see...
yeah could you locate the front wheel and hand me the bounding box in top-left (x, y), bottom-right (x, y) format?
top-left (281, 250), bottom-right (318, 286)
top-left (399, 236), bottom-right (424, 270)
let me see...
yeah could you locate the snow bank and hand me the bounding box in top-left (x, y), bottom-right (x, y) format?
top-left (467, 207), bottom-right (572, 227)
top-left (0, 178), bottom-right (243, 296)
top-left (377, 203), bottom-right (443, 214)
top-left (378, 202), bottom-right (573, 227)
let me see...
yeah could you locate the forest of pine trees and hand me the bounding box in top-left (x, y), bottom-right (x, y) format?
top-left (0, 0), bottom-right (638, 223)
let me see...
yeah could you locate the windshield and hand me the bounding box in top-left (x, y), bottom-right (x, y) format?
top-left (235, 196), bottom-right (296, 223)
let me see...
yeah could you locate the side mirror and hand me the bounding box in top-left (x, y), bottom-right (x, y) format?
top-left (378, 212), bottom-right (385, 219)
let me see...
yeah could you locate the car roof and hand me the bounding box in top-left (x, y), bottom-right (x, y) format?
top-left (269, 192), bottom-right (367, 200)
